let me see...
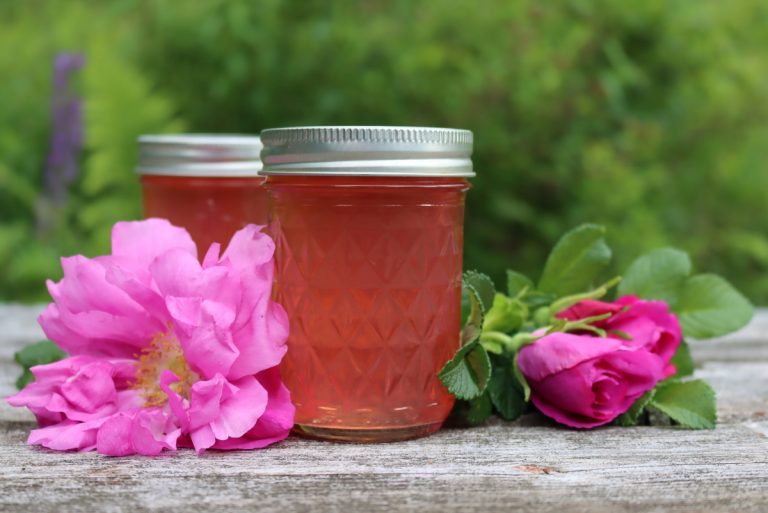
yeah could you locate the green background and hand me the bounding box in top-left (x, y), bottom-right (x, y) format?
top-left (2, 0), bottom-right (768, 302)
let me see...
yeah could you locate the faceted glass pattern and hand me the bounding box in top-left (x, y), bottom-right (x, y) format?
top-left (268, 176), bottom-right (469, 441)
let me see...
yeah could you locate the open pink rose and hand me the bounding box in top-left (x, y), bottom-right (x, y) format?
top-left (558, 296), bottom-right (682, 376)
top-left (518, 332), bottom-right (667, 428)
top-left (7, 219), bottom-right (294, 455)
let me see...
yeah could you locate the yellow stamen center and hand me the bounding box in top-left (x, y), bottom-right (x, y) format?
top-left (133, 330), bottom-right (198, 407)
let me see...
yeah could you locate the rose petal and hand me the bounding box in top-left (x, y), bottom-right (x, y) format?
top-left (186, 374), bottom-right (268, 453)
top-left (228, 299), bottom-right (289, 380)
top-left (29, 417), bottom-right (109, 451)
top-left (212, 367), bottom-right (294, 450)
top-left (518, 332), bottom-right (624, 382)
top-left (111, 218), bottom-right (197, 269)
top-left (96, 412), bottom-right (135, 456)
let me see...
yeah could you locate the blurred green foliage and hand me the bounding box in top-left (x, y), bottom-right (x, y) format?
top-left (2, 0), bottom-right (768, 302)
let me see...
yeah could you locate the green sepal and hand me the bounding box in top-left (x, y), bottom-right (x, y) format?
top-left (512, 351), bottom-right (531, 402)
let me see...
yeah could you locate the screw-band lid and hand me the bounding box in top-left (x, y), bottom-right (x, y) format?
top-left (260, 126), bottom-right (474, 177)
top-left (136, 134), bottom-right (263, 177)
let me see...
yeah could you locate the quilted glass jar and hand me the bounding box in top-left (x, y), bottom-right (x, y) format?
top-left (137, 134), bottom-right (267, 252)
top-left (262, 126), bottom-right (474, 442)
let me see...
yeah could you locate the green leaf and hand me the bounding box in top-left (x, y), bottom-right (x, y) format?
top-left (670, 340), bottom-right (695, 377)
top-left (14, 340), bottom-right (67, 389)
top-left (616, 390), bottom-right (655, 426)
top-left (483, 293), bottom-right (528, 333)
top-left (464, 271), bottom-right (496, 314)
top-left (438, 343), bottom-right (492, 400)
top-left (460, 286), bottom-right (471, 326)
top-left (488, 362), bottom-right (526, 421)
top-left (618, 248), bottom-right (691, 304)
top-left (524, 291), bottom-right (557, 310)
top-left (465, 392), bottom-right (493, 425)
top-left (676, 274), bottom-right (753, 339)
top-left (15, 369), bottom-right (34, 391)
top-left (506, 270), bottom-right (533, 298)
top-left (649, 379), bottom-right (717, 429)
top-left (538, 224), bottom-right (612, 296)
top-left (461, 271), bottom-right (496, 345)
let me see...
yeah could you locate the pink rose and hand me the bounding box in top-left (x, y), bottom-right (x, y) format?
top-left (518, 332), bottom-right (667, 428)
top-left (558, 296), bottom-right (682, 376)
top-left (7, 219), bottom-right (294, 456)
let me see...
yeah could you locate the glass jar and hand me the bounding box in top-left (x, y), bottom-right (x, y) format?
top-left (262, 126), bottom-right (474, 442)
top-left (137, 134), bottom-right (267, 252)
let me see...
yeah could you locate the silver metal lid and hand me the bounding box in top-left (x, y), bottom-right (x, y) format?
top-left (260, 126), bottom-right (474, 177)
top-left (136, 134), bottom-right (263, 177)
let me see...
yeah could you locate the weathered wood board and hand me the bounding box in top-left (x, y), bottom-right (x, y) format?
top-left (0, 304), bottom-right (766, 513)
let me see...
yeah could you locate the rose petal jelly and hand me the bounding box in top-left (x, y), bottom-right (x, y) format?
top-left (262, 127), bottom-right (474, 442)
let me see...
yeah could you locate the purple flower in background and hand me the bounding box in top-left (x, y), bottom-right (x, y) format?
top-left (45, 53), bottom-right (85, 205)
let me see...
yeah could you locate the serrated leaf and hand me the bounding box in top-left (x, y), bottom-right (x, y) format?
top-left (507, 270), bottom-right (533, 298)
top-left (438, 343), bottom-right (492, 400)
top-left (483, 293), bottom-right (528, 333)
top-left (488, 361), bottom-right (526, 421)
top-left (461, 271), bottom-right (497, 345)
top-left (463, 271), bottom-right (496, 314)
top-left (538, 224), bottom-right (612, 296)
top-left (618, 248), bottom-right (691, 305)
top-left (465, 392), bottom-right (493, 425)
top-left (670, 340), bottom-right (695, 377)
top-left (650, 379), bottom-right (716, 429)
top-left (676, 274), bottom-right (753, 339)
top-left (460, 286), bottom-right (471, 325)
top-left (462, 288), bottom-right (484, 346)
top-left (14, 340), bottom-right (67, 390)
top-left (616, 390), bottom-right (655, 426)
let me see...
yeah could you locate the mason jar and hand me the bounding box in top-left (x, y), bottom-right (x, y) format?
top-left (262, 126), bottom-right (474, 442)
top-left (137, 134), bottom-right (267, 252)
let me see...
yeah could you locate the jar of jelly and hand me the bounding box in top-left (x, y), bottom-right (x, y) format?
top-left (262, 126), bottom-right (474, 442)
top-left (137, 134), bottom-right (267, 251)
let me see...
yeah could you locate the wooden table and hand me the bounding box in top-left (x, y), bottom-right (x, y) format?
top-left (1, 304), bottom-right (766, 513)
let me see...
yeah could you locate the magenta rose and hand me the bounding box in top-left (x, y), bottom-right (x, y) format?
top-left (518, 332), bottom-right (667, 428)
top-left (558, 296), bottom-right (682, 376)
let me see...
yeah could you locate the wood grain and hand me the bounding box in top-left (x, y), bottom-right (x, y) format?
top-left (0, 304), bottom-right (766, 513)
